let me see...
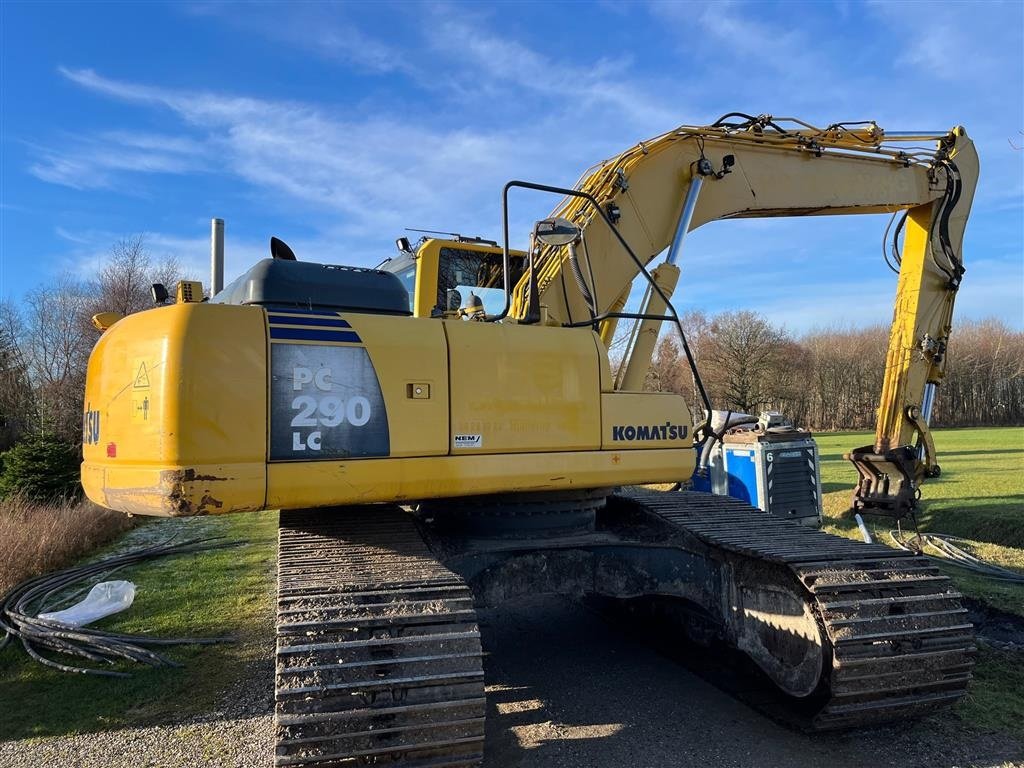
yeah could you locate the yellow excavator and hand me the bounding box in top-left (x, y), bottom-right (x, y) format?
top-left (82, 114), bottom-right (978, 767)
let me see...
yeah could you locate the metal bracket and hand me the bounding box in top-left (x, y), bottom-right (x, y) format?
top-left (907, 405), bottom-right (939, 478)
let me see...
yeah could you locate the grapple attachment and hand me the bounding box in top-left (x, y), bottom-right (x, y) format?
top-left (846, 444), bottom-right (921, 520)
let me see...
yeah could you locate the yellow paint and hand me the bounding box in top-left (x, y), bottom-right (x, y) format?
top-left (84, 299), bottom-right (693, 516)
top-left (82, 302), bottom-right (268, 515)
top-left (346, 314), bottom-right (449, 458)
top-left (444, 320), bottom-right (601, 454)
top-left (266, 448), bottom-right (691, 510)
top-left (412, 240), bottom-right (440, 317)
top-left (601, 392), bottom-right (693, 451)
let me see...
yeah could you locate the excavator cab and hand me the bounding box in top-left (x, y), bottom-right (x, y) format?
top-left (380, 237), bottom-right (528, 320)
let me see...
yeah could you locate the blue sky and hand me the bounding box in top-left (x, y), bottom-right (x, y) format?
top-left (1, 0), bottom-right (1022, 331)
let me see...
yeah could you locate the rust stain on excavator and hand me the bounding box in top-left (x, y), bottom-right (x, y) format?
top-left (103, 469), bottom-right (229, 517)
top-left (163, 468), bottom-right (228, 516)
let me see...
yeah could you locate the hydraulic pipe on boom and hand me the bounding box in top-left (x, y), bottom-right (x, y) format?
top-left (616, 173), bottom-right (704, 391)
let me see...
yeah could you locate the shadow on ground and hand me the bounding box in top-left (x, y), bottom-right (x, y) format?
top-left (480, 595), bottom-right (1023, 768)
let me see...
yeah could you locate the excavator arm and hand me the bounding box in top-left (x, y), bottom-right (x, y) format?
top-left (506, 115), bottom-right (978, 517)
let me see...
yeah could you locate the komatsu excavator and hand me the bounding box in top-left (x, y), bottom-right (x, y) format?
top-left (82, 114), bottom-right (978, 767)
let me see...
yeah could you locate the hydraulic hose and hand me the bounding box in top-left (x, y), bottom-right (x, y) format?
top-left (567, 242), bottom-right (596, 316)
top-left (697, 411), bottom-right (760, 475)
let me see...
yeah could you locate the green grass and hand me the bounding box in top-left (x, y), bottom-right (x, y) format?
top-left (817, 426), bottom-right (1024, 616)
top-left (818, 426), bottom-right (1024, 543)
top-left (0, 510), bottom-right (278, 742)
top-left (959, 647), bottom-right (1024, 740)
top-left (817, 426), bottom-right (1024, 740)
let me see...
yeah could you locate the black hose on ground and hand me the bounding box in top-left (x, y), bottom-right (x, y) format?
top-left (889, 530), bottom-right (1024, 584)
top-left (0, 536), bottom-right (241, 677)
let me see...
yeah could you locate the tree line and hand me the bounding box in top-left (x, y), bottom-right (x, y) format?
top-left (646, 310), bottom-right (1024, 431)
top-left (0, 237), bottom-right (185, 498)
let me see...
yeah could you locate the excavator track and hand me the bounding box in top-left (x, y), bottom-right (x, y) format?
top-left (617, 489), bottom-right (975, 729)
top-left (275, 507), bottom-right (486, 767)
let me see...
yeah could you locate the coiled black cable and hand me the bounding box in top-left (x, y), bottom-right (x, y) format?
top-left (0, 535), bottom-right (239, 677)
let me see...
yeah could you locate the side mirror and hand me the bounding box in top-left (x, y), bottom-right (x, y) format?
top-left (534, 217), bottom-right (580, 247)
top-left (151, 283), bottom-right (169, 304)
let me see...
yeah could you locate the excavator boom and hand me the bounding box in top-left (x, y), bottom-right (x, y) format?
top-left (506, 115), bottom-right (978, 516)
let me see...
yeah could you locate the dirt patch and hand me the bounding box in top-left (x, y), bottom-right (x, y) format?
top-left (964, 597), bottom-right (1024, 649)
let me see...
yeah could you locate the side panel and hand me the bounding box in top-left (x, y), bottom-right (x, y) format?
top-left (351, 314), bottom-right (449, 458)
top-left (444, 322), bottom-right (601, 454)
top-left (600, 392), bottom-right (693, 452)
top-left (722, 447), bottom-right (759, 507)
top-left (82, 303), bottom-right (267, 516)
top-left (266, 312), bottom-right (449, 461)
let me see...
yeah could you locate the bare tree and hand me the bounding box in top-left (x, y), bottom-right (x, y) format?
top-left (939, 319), bottom-right (1024, 426)
top-left (90, 235), bottom-right (183, 316)
top-left (800, 325), bottom-right (887, 431)
top-left (699, 311), bottom-right (794, 415)
top-left (22, 276), bottom-right (93, 439)
top-left (630, 311), bottom-right (1022, 430)
top-left (0, 301), bottom-right (36, 450)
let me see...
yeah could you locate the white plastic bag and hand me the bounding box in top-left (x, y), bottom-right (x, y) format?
top-left (38, 580), bottom-right (136, 627)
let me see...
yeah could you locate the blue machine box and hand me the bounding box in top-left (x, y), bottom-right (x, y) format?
top-left (698, 430), bottom-right (822, 526)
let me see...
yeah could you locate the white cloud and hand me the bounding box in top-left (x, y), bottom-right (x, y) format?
top-left (28, 125), bottom-right (209, 190)
top-left (45, 69), bottom-right (511, 229)
top-left (19, 2), bottom-right (1022, 332)
top-left (180, 3), bottom-right (416, 76)
top-left (48, 61), bottom-right (689, 249)
top-left (424, 8), bottom-right (680, 131)
top-left (867, 0), bottom-right (1015, 83)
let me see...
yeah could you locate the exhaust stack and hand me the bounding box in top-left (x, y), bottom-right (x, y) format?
top-left (210, 217), bottom-right (224, 297)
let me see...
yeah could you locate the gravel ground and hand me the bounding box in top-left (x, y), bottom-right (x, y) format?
top-left (480, 597), bottom-right (1024, 768)
top-left (3, 595), bottom-right (1022, 768)
top-left (0, 655), bottom-right (275, 768)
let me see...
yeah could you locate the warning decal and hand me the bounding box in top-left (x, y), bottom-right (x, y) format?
top-left (131, 394), bottom-right (151, 423)
top-left (269, 343), bottom-right (389, 461)
top-left (133, 361), bottom-right (151, 389)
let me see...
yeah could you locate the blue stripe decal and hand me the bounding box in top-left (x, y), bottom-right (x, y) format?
top-left (269, 327), bottom-right (362, 343)
top-left (268, 314), bottom-right (352, 328)
top-left (265, 307), bottom-right (342, 315)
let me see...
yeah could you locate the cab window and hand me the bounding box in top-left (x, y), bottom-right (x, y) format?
top-left (382, 254), bottom-right (417, 312)
top-left (437, 248), bottom-right (525, 316)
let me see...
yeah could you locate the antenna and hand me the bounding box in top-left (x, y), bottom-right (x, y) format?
top-left (404, 228), bottom-right (499, 247)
